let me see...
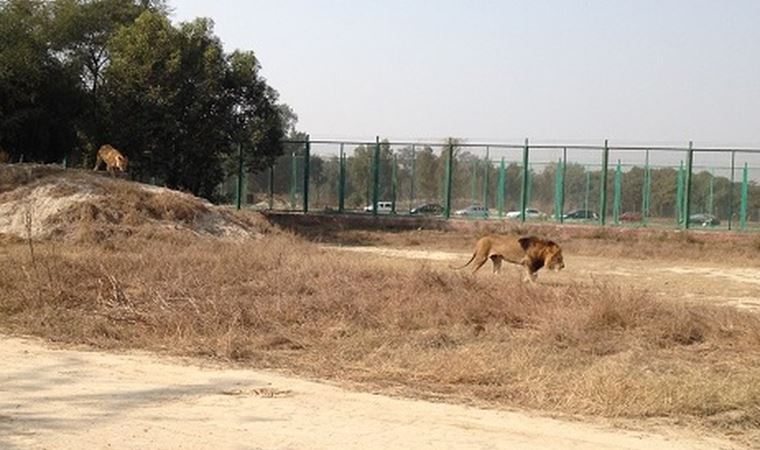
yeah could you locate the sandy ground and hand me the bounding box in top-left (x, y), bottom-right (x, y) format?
top-left (0, 336), bottom-right (742, 450)
top-left (333, 246), bottom-right (760, 311)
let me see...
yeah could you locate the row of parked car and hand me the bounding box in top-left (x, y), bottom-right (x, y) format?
top-left (364, 202), bottom-right (598, 221)
top-left (449, 205), bottom-right (598, 221)
top-left (363, 202), bottom-right (721, 226)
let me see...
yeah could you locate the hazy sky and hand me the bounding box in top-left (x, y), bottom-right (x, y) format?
top-left (169, 0), bottom-right (760, 148)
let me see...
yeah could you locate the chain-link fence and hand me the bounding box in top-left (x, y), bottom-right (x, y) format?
top-left (228, 138), bottom-right (760, 231)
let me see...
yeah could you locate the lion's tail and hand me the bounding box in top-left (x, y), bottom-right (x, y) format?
top-left (449, 252), bottom-right (476, 270)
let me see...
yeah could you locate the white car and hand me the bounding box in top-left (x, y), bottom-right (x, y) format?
top-left (363, 201), bottom-right (394, 214)
top-left (505, 208), bottom-right (547, 220)
top-left (454, 205), bottom-right (489, 218)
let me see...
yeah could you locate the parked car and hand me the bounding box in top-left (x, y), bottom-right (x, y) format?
top-left (563, 209), bottom-right (599, 221)
top-left (688, 213), bottom-right (720, 227)
top-left (410, 203), bottom-right (444, 216)
top-left (454, 205), bottom-right (489, 218)
top-left (619, 211), bottom-right (642, 222)
top-left (363, 201), bottom-right (394, 214)
top-left (505, 208), bottom-right (547, 220)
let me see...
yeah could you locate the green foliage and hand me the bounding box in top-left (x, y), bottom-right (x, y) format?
top-left (0, 0), bottom-right (294, 200)
top-left (0, 0), bottom-right (83, 162)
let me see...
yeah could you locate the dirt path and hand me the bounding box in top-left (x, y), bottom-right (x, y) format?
top-left (333, 246), bottom-right (760, 311)
top-left (0, 336), bottom-right (742, 450)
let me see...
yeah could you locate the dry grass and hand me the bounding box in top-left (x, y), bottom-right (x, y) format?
top-left (1, 233), bottom-right (760, 441)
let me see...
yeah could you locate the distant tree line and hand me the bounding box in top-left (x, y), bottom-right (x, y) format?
top-left (0, 0), bottom-right (297, 199)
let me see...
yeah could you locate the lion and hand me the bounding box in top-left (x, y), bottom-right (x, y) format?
top-left (452, 235), bottom-right (565, 282)
top-left (93, 144), bottom-right (128, 175)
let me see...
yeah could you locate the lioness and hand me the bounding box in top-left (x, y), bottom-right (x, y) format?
top-left (93, 144), bottom-right (128, 175)
top-left (453, 235), bottom-right (565, 282)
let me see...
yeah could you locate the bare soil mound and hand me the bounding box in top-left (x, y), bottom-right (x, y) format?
top-left (0, 164), bottom-right (272, 242)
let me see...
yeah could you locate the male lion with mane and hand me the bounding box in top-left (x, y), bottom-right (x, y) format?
top-left (93, 144), bottom-right (128, 175)
top-left (452, 235), bottom-right (565, 282)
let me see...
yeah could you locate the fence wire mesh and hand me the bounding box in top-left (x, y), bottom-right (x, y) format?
top-left (232, 139), bottom-right (760, 231)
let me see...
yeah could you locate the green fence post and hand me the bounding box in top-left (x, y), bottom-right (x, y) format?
top-left (498, 157), bottom-right (505, 218)
top-left (554, 158), bottom-right (562, 221)
top-left (642, 150), bottom-right (650, 225)
top-left (683, 141), bottom-right (694, 229)
top-left (338, 143), bottom-right (345, 213)
top-left (584, 169), bottom-right (591, 214)
top-left (410, 145), bottom-right (416, 211)
top-left (444, 139), bottom-right (454, 219)
top-left (290, 150), bottom-right (297, 209)
top-left (303, 135), bottom-right (310, 213)
top-left (235, 142), bottom-right (243, 210)
top-left (676, 161), bottom-right (684, 225)
top-left (559, 147), bottom-right (567, 223)
top-left (62, 153), bottom-right (68, 169)
top-left (740, 162), bottom-right (748, 230)
top-left (599, 139), bottom-right (610, 225)
top-left (391, 153), bottom-right (397, 214)
top-left (613, 160), bottom-right (622, 224)
top-left (728, 151), bottom-right (735, 230)
top-left (372, 136), bottom-right (380, 216)
top-left (707, 169), bottom-right (714, 215)
top-left (483, 146), bottom-right (490, 210)
top-left (268, 164), bottom-right (274, 210)
top-left (520, 138), bottom-right (529, 222)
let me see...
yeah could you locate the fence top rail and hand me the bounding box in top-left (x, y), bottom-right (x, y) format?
top-left (283, 139), bottom-right (760, 153)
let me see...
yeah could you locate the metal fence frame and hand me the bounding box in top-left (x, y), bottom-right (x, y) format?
top-left (238, 137), bottom-right (760, 231)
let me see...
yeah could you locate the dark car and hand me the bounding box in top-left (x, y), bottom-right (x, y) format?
top-left (563, 209), bottom-right (599, 221)
top-left (688, 213), bottom-right (720, 227)
top-left (410, 203), bottom-right (444, 216)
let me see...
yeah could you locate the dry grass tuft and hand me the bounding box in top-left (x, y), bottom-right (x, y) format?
top-left (1, 234), bottom-right (760, 441)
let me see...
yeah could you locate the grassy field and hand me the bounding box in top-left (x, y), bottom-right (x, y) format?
top-left (2, 226), bottom-right (760, 442)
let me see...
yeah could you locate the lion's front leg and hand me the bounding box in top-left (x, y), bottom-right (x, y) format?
top-left (520, 258), bottom-right (537, 283)
top-left (521, 268), bottom-right (537, 283)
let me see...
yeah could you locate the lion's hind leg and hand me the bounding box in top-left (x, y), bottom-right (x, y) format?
top-left (471, 253), bottom-right (490, 273)
top-left (490, 255), bottom-right (503, 274)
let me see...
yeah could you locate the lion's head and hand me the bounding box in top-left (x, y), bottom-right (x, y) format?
top-left (543, 240), bottom-right (565, 272)
top-left (519, 236), bottom-right (565, 273)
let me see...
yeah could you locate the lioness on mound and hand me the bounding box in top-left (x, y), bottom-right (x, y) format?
top-left (93, 144), bottom-right (128, 175)
top-left (453, 235), bottom-right (565, 282)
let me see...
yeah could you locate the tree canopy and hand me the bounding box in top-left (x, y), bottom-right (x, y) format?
top-left (0, 0), bottom-right (296, 199)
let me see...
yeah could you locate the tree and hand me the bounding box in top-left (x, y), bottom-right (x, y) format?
top-left (414, 146), bottom-right (441, 203)
top-left (0, 0), bottom-right (82, 162)
top-left (102, 12), bottom-right (291, 199)
top-left (49, 0), bottom-right (165, 155)
top-left (1, 1), bottom-right (294, 201)
top-left (226, 50), bottom-right (287, 173)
